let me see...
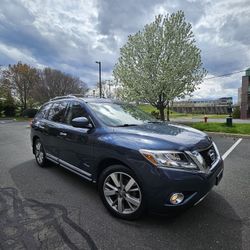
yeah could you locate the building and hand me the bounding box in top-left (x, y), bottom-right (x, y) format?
top-left (238, 87), bottom-right (242, 105)
top-left (240, 69), bottom-right (250, 119)
top-left (172, 97), bottom-right (233, 114)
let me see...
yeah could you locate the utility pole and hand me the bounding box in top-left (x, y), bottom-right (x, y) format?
top-left (95, 61), bottom-right (102, 98)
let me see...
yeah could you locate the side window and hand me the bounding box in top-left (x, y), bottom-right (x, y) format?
top-left (35, 103), bottom-right (52, 119)
top-left (47, 101), bottom-right (68, 123)
top-left (65, 101), bottom-right (88, 125)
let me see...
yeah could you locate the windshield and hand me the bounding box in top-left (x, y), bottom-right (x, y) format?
top-left (88, 102), bottom-right (158, 126)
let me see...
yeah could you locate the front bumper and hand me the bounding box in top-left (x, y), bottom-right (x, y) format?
top-left (133, 157), bottom-right (224, 214)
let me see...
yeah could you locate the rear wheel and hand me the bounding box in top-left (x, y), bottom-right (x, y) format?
top-left (34, 139), bottom-right (47, 167)
top-left (98, 165), bottom-right (146, 220)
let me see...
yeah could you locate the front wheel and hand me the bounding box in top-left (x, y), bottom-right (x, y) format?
top-left (34, 138), bottom-right (47, 167)
top-left (98, 165), bottom-right (146, 220)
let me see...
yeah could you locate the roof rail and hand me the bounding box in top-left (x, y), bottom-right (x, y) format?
top-left (50, 94), bottom-right (85, 101)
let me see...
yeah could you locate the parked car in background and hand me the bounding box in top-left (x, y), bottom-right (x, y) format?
top-left (31, 95), bottom-right (224, 220)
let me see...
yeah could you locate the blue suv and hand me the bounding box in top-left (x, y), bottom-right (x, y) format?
top-left (31, 95), bottom-right (224, 220)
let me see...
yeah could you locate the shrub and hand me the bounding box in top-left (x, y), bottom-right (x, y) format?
top-left (1, 92), bottom-right (16, 117)
top-left (4, 105), bottom-right (16, 117)
top-left (232, 106), bottom-right (240, 119)
top-left (151, 110), bottom-right (160, 119)
top-left (22, 108), bottom-right (38, 118)
top-left (0, 99), bottom-right (3, 117)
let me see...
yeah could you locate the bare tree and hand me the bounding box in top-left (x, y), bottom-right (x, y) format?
top-left (3, 62), bottom-right (39, 111)
top-left (33, 67), bottom-right (88, 103)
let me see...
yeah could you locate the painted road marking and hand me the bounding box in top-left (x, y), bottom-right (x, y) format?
top-left (222, 138), bottom-right (243, 160)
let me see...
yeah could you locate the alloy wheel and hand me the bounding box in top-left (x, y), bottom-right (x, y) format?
top-left (35, 141), bottom-right (44, 165)
top-left (103, 172), bottom-right (142, 215)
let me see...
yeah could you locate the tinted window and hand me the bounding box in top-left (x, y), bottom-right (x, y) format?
top-left (47, 101), bottom-right (68, 123)
top-left (65, 101), bottom-right (87, 125)
top-left (35, 103), bottom-right (52, 119)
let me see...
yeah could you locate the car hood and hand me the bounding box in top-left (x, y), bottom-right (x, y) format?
top-left (113, 122), bottom-right (211, 151)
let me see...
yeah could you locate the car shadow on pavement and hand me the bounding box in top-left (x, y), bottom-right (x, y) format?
top-left (117, 190), bottom-right (243, 250)
top-left (8, 159), bottom-right (243, 250)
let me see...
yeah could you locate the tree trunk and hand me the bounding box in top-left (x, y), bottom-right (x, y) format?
top-left (24, 91), bottom-right (27, 111)
top-left (166, 104), bottom-right (170, 121)
top-left (158, 106), bottom-right (165, 121)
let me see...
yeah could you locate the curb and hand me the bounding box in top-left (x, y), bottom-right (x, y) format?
top-left (206, 131), bottom-right (250, 139)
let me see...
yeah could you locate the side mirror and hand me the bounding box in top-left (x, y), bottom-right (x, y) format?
top-left (71, 117), bottom-right (92, 128)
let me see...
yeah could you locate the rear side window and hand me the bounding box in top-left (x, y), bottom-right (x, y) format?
top-left (65, 101), bottom-right (88, 125)
top-left (47, 101), bottom-right (68, 123)
top-left (35, 103), bottom-right (52, 119)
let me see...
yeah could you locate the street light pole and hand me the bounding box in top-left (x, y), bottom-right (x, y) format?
top-left (95, 61), bottom-right (102, 98)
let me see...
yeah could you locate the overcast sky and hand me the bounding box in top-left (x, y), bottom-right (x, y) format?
top-left (0, 0), bottom-right (250, 102)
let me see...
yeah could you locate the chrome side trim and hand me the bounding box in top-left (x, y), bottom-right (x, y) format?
top-left (59, 162), bottom-right (92, 181)
top-left (46, 153), bottom-right (58, 161)
top-left (45, 153), bottom-right (92, 180)
top-left (59, 159), bottom-right (92, 177)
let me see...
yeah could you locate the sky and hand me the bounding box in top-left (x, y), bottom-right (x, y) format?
top-left (0, 0), bottom-right (250, 102)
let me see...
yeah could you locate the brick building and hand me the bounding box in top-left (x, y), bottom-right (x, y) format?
top-left (240, 69), bottom-right (250, 119)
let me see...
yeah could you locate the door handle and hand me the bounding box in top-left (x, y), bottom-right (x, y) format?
top-left (59, 132), bottom-right (67, 136)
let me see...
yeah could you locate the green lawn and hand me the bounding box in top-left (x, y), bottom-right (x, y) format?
top-left (188, 122), bottom-right (250, 135)
top-left (138, 104), bottom-right (227, 119)
top-left (137, 104), bottom-right (157, 113)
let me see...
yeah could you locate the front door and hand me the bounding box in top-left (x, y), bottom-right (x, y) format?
top-left (57, 101), bottom-right (94, 180)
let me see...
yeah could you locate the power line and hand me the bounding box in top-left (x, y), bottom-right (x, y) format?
top-left (204, 69), bottom-right (247, 80)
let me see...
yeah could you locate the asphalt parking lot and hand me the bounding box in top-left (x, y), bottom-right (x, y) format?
top-left (0, 121), bottom-right (249, 250)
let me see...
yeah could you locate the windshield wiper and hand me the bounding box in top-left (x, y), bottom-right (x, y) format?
top-left (115, 124), bottom-right (139, 127)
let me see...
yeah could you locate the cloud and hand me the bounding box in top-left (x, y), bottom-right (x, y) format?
top-left (192, 73), bottom-right (242, 103)
top-left (0, 0), bottom-right (249, 101)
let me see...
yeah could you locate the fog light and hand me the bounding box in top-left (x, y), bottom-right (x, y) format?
top-left (170, 193), bottom-right (184, 205)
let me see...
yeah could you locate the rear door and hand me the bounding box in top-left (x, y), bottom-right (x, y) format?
top-left (32, 102), bottom-right (53, 152)
top-left (45, 101), bottom-right (68, 160)
top-left (57, 101), bottom-right (94, 179)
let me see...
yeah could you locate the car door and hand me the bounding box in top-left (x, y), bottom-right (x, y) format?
top-left (33, 102), bottom-right (53, 151)
top-left (44, 101), bottom-right (69, 160)
top-left (57, 101), bottom-right (94, 180)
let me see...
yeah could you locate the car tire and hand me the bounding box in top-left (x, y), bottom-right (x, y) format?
top-left (98, 165), bottom-right (146, 220)
top-left (34, 138), bottom-right (47, 167)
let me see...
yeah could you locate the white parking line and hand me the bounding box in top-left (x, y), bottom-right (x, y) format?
top-left (222, 138), bottom-right (243, 160)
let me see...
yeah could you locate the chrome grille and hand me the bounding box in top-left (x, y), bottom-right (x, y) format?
top-left (199, 145), bottom-right (218, 169)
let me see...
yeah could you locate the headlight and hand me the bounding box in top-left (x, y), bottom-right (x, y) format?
top-left (139, 149), bottom-right (198, 170)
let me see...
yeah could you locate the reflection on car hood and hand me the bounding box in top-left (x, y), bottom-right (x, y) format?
top-left (113, 122), bottom-right (211, 151)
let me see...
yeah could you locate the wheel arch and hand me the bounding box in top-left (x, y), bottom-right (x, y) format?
top-left (32, 135), bottom-right (40, 154)
top-left (96, 158), bottom-right (131, 182)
